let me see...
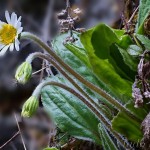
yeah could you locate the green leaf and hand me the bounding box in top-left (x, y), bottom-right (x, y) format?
top-left (115, 35), bottom-right (138, 73)
top-left (116, 45), bottom-right (138, 71)
top-left (112, 113), bottom-right (142, 142)
top-left (109, 45), bottom-right (136, 81)
top-left (52, 32), bottom-right (116, 106)
top-left (126, 101), bottom-right (149, 121)
top-left (137, 0), bottom-right (150, 33)
top-left (112, 101), bottom-right (149, 142)
top-left (51, 30), bottom-right (147, 143)
top-left (112, 111), bottom-right (143, 142)
top-left (108, 35), bottom-right (137, 81)
top-left (91, 24), bottom-right (137, 75)
top-left (117, 35), bottom-right (133, 49)
top-left (41, 75), bottom-right (101, 145)
top-left (43, 147), bottom-right (58, 150)
top-left (127, 45), bottom-right (143, 56)
top-left (65, 43), bottom-right (91, 68)
top-left (80, 24), bottom-right (132, 102)
top-left (136, 34), bottom-right (150, 49)
top-left (91, 24), bottom-right (118, 59)
top-left (91, 24), bottom-right (136, 80)
top-left (112, 29), bottom-right (125, 39)
top-left (98, 123), bottom-right (118, 150)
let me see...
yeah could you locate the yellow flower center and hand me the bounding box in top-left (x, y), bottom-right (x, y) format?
top-left (0, 24), bottom-right (17, 45)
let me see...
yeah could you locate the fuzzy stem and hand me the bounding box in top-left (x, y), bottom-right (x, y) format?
top-left (27, 52), bottom-right (102, 110)
top-left (132, 34), bottom-right (143, 49)
top-left (20, 32), bottom-right (140, 122)
top-left (32, 81), bottom-right (133, 150)
top-left (28, 52), bottom-right (127, 147)
top-left (27, 52), bottom-right (130, 148)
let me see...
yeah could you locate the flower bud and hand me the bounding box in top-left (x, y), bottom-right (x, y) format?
top-left (15, 62), bottom-right (32, 84)
top-left (21, 96), bottom-right (39, 117)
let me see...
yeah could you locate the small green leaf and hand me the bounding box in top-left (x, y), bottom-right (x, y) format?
top-left (65, 43), bottom-right (91, 68)
top-left (115, 35), bottom-right (138, 73)
top-left (127, 45), bottom-right (143, 56)
top-left (112, 29), bottom-right (125, 39)
top-left (117, 35), bottom-right (133, 49)
top-left (98, 123), bottom-right (118, 150)
top-left (41, 76), bottom-right (101, 145)
top-left (116, 46), bottom-right (138, 71)
top-left (136, 34), bottom-right (150, 50)
top-left (136, 0), bottom-right (150, 33)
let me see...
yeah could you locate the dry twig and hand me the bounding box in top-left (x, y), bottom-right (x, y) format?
top-left (14, 113), bottom-right (27, 150)
top-left (0, 131), bottom-right (19, 149)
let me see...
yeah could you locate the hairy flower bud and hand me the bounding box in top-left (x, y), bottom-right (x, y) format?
top-left (15, 61), bottom-right (32, 84)
top-left (21, 96), bottom-right (39, 117)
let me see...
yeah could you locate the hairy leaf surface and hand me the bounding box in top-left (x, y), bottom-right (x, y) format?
top-left (98, 123), bottom-right (118, 150)
top-left (41, 76), bottom-right (101, 144)
top-left (137, 0), bottom-right (150, 33)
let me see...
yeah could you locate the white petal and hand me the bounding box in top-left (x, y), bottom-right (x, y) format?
top-left (0, 43), bottom-right (4, 46)
top-left (15, 38), bottom-right (20, 44)
top-left (14, 16), bottom-right (22, 28)
top-left (5, 11), bottom-right (11, 23)
top-left (15, 40), bottom-right (20, 51)
top-left (13, 16), bottom-right (17, 26)
top-left (0, 43), bottom-right (4, 45)
top-left (10, 12), bottom-right (17, 26)
top-left (10, 13), bottom-right (15, 23)
top-left (0, 21), bottom-right (6, 25)
top-left (15, 35), bottom-right (18, 40)
top-left (17, 16), bottom-right (22, 22)
top-left (0, 45), bottom-right (5, 49)
top-left (0, 45), bottom-right (9, 56)
top-left (0, 21), bottom-right (6, 29)
top-left (9, 43), bottom-right (14, 51)
top-left (17, 27), bottom-right (23, 34)
top-left (16, 22), bottom-right (22, 29)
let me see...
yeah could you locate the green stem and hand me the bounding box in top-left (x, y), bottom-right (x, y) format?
top-left (21, 32), bottom-right (140, 122)
top-left (132, 34), bottom-right (143, 49)
top-left (32, 81), bottom-right (133, 150)
top-left (27, 52), bottom-right (102, 111)
top-left (28, 52), bottom-right (128, 147)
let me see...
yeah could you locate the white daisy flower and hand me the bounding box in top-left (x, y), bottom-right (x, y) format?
top-left (0, 11), bottom-right (23, 56)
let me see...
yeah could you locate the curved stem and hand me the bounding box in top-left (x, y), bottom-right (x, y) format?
top-left (27, 52), bottom-right (102, 111)
top-left (21, 32), bottom-right (140, 122)
top-left (32, 81), bottom-right (133, 150)
top-left (27, 52), bottom-right (132, 149)
top-left (28, 52), bottom-right (129, 148)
